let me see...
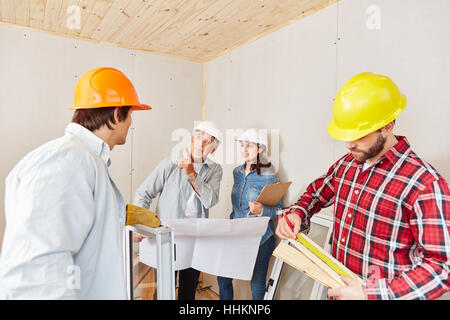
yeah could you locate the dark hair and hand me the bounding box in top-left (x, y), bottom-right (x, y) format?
top-left (72, 106), bottom-right (132, 132)
top-left (249, 144), bottom-right (272, 175)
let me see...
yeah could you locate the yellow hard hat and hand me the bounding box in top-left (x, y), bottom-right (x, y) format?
top-left (69, 67), bottom-right (151, 110)
top-left (328, 72), bottom-right (406, 141)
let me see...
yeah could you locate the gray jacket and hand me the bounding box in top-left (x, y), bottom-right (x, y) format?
top-left (134, 156), bottom-right (223, 219)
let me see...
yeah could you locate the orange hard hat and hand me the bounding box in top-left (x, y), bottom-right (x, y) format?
top-left (69, 67), bottom-right (151, 110)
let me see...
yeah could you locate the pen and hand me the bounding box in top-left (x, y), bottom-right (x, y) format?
top-left (283, 213), bottom-right (301, 241)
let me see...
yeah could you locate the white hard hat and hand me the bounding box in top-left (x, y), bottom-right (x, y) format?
top-left (193, 121), bottom-right (222, 145)
top-left (237, 128), bottom-right (268, 150)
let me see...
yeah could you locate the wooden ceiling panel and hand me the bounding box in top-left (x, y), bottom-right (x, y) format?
top-left (29, 0), bottom-right (46, 29)
top-left (0, 0), bottom-right (339, 62)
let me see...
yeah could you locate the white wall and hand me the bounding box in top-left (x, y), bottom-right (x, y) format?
top-left (204, 0), bottom-right (450, 299)
top-left (0, 24), bottom-right (203, 246)
top-left (1, 0), bottom-right (449, 301)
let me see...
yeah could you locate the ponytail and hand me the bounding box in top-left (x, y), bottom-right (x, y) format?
top-left (249, 144), bottom-right (272, 175)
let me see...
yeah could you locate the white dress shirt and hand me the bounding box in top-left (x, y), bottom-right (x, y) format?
top-left (0, 123), bottom-right (128, 299)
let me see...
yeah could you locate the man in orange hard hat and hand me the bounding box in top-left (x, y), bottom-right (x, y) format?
top-left (0, 67), bottom-right (160, 299)
top-left (276, 72), bottom-right (450, 300)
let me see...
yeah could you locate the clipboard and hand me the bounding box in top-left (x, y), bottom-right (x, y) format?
top-left (256, 182), bottom-right (292, 206)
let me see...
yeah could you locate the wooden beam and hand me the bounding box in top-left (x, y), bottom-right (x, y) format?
top-left (201, 62), bottom-right (206, 121)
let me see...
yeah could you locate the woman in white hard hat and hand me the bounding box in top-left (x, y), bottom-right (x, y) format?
top-left (217, 128), bottom-right (282, 300)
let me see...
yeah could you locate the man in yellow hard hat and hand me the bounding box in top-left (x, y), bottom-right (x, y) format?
top-left (276, 72), bottom-right (450, 300)
top-left (0, 67), bottom-right (160, 299)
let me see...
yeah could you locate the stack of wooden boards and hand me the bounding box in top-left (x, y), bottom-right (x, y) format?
top-left (272, 233), bottom-right (363, 289)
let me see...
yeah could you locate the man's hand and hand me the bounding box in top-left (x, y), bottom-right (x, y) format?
top-left (248, 201), bottom-right (263, 215)
top-left (275, 213), bottom-right (302, 240)
top-left (125, 204), bottom-right (161, 228)
top-left (327, 277), bottom-right (367, 300)
top-left (133, 234), bottom-right (144, 243)
top-left (178, 148), bottom-right (196, 179)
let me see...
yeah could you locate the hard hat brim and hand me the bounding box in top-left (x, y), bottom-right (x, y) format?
top-left (327, 120), bottom-right (373, 142)
top-left (328, 105), bottom-right (404, 142)
top-left (132, 104), bottom-right (152, 110)
top-left (69, 104), bottom-right (152, 110)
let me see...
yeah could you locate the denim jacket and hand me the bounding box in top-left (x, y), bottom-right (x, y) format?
top-left (230, 164), bottom-right (282, 245)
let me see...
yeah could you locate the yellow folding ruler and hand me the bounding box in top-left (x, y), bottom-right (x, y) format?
top-left (272, 233), bottom-right (363, 290)
top-left (295, 233), bottom-right (353, 279)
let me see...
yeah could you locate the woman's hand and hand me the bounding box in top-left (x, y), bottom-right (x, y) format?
top-left (248, 201), bottom-right (263, 215)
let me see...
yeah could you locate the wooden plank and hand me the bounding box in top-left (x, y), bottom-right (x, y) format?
top-left (0, 0), bottom-right (16, 23)
top-left (42, 0), bottom-right (63, 31)
top-left (66, 0), bottom-right (87, 36)
top-left (78, 0), bottom-right (113, 38)
top-left (126, 0), bottom-right (198, 50)
top-left (55, 0), bottom-right (81, 34)
top-left (201, 62), bottom-right (206, 121)
top-left (287, 238), bottom-right (346, 286)
top-left (102, 0), bottom-right (148, 43)
top-left (203, 0), bottom-right (340, 61)
top-left (154, 0), bottom-right (234, 58)
top-left (168, 0), bottom-right (263, 57)
top-left (183, 0), bottom-right (303, 58)
top-left (141, 268), bottom-right (157, 300)
top-left (90, 0), bottom-right (130, 41)
top-left (14, 0), bottom-right (30, 26)
top-left (29, 0), bottom-right (46, 29)
top-left (164, 0), bottom-right (322, 60)
top-left (114, 0), bottom-right (185, 46)
top-left (290, 234), bottom-right (363, 283)
top-left (0, 0), bottom-right (339, 62)
top-left (194, 0), bottom-right (303, 54)
top-left (272, 241), bottom-right (343, 289)
top-left (133, 262), bottom-right (152, 290)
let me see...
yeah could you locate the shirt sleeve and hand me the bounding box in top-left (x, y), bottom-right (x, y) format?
top-left (1, 151), bottom-right (95, 299)
top-left (261, 200), bottom-right (283, 219)
top-left (283, 160), bottom-right (337, 226)
top-left (364, 178), bottom-right (450, 300)
top-left (134, 157), bottom-right (173, 209)
top-left (193, 164), bottom-right (223, 210)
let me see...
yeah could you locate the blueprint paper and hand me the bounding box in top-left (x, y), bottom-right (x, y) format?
top-left (139, 217), bottom-right (269, 280)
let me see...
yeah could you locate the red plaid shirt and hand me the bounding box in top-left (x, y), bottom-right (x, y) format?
top-left (284, 136), bottom-right (450, 300)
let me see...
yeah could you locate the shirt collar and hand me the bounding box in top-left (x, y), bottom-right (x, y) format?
top-left (348, 135), bottom-right (411, 166)
top-left (203, 156), bottom-right (215, 168)
top-left (238, 162), bottom-right (260, 176)
top-left (380, 135), bottom-right (411, 165)
top-left (65, 123), bottom-right (111, 166)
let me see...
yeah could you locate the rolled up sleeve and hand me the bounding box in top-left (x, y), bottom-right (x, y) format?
top-left (193, 164), bottom-right (223, 209)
